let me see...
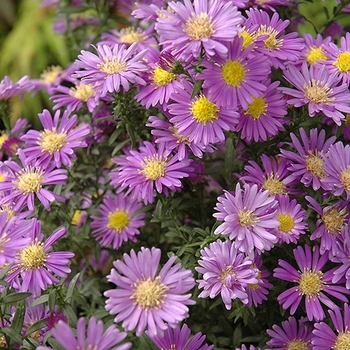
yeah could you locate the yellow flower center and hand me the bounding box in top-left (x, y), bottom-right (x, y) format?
top-left (304, 151), bottom-right (327, 178)
top-left (14, 167), bottom-right (44, 194)
top-left (38, 128), bottom-right (67, 154)
top-left (303, 80), bottom-right (334, 104)
top-left (182, 12), bottom-right (214, 40)
top-left (322, 207), bottom-right (347, 234)
top-left (298, 269), bottom-right (323, 296)
top-left (0, 133), bottom-right (8, 148)
top-left (340, 166), bottom-right (350, 191)
top-left (262, 174), bottom-right (287, 195)
top-left (334, 52), bottom-right (350, 73)
top-left (0, 204), bottom-right (16, 222)
top-left (248, 266), bottom-right (261, 290)
top-left (0, 173), bottom-right (6, 182)
top-left (286, 339), bottom-right (309, 350)
top-left (190, 95), bottom-right (219, 125)
top-left (107, 210), bottom-right (129, 233)
top-left (238, 208), bottom-right (257, 227)
top-left (239, 30), bottom-right (255, 49)
top-left (222, 60), bottom-right (246, 87)
top-left (306, 46), bottom-right (328, 64)
top-left (131, 276), bottom-right (168, 309)
top-left (71, 210), bottom-right (83, 226)
top-left (69, 84), bottom-right (95, 101)
top-left (277, 214), bottom-right (295, 233)
top-left (244, 96), bottom-right (268, 120)
top-left (140, 155), bottom-right (167, 181)
top-left (152, 67), bottom-right (176, 87)
top-left (120, 27), bottom-right (145, 43)
top-left (219, 265), bottom-right (234, 287)
top-left (40, 66), bottom-right (62, 84)
top-left (169, 126), bottom-right (190, 144)
top-left (254, 25), bottom-right (282, 50)
top-left (333, 332), bottom-right (350, 350)
top-left (18, 239), bottom-right (47, 270)
top-left (97, 57), bottom-right (127, 75)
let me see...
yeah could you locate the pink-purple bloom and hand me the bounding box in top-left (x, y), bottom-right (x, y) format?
top-left (0, 75), bottom-right (33, 100)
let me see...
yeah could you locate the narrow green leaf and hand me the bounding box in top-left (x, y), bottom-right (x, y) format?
top-left (30, 294), bottom-right (49, 307)
top-left (224, 136), bottom-right (234, 180)
top-left (1, 326), bottom-right (23, 345)
top-left (48, 289), bottom-right (56, 312)
top-left (10, 300), bottom-right (25, 334)
top-left (63, 304), bottom-right (77, 326)
top-left (3, 292), bottom-right (31, 303)
top-left (191, 79), bottom-right (203, 98)
top-left (65, 272), bottom-right (80, 303)
top-left (25, 319), bottom-right (48, 337)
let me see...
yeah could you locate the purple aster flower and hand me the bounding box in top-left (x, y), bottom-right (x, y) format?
top-left (281, 62), bottom-right (350, 125)
top-left (5, 219), bottom-right (74, 297)
top-left (156, 0), bottom-right (243, 59)
top-left (0, 149), bottom-right (67, 212)
top-left (110, 141), bottom-right (192, 204)
top-left (73, 43), bottom-right (148, 96)
top-left (312, 304), bottom-right (350, 350)
top-left (0, 75), bottom-right (33, 100)
top-left (37, 316), bottom-right (131, 350)
top-left (303, 33), bottom-right (331, 65)
top-left (266, 316), bottom-right (313, 349)
top-left (147, 323), bottom-right (214, 350)
top-left (167, 86), bottom-right (238, 146)
top-left (104, 247), bottom-right (195, 337)
top-left (200, 36), bottom-right (270, 110)
top-left (21, 109), bottom-right (91, 168)
top-left (236, 346), bottom-right (261, 350)
top-left (213, 183), bottom-right (279, 256)
top-left (280, 128), bottom-right (336, 191)
top-left (273, 244), bottom-right (349, 321)
top-left (90, 193), bottom-right (145, 250)
top-left (196, 239), bottom-right (258, 309)
top-left (332, 234), bottom-right (350, 289)
top-left (251, 0), bottom-right (291, 11)
top-left (22, 304), bottom-right (50, 344)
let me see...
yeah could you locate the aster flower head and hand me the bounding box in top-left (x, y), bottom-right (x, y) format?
top-left (331, 234), bottom-right (350, 290)
top-left (156, 0), bottom-right (243, 59)
top-left (147, 323), bottom-right (214, 350)
top-left (0, 75), bottom-right (33, 100)
top-left (110, 141), bottom-right (192, 204)
top-left (273, 244), bottom-right (349, 321)
top-left (5, 219), bottom-right (74, 296)
top-left (104, 247), bottom-right (195, 337)
top-left (303, 33), bottom-right (331, 65)
top-left (266, 316), bottom-right (313, 350)
top-left (21, 109), bottom-right (91, 168)
top-left (91, 193), bottom-right (145, 250)
top-left (73, 43), bottom-right (148, 96)
top-left (37, 316), bottom-right (131, 350)
top-left (214, 183), bottom-right (279, 256)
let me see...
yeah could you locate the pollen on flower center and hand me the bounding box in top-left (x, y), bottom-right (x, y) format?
top-left (239, 30), bottom-right (255, 50)
top-left (190, 95), bottom-right (219, 124)
top-left (303, 79), bottom-right (334, 104)
top-left (286, 339), bottom-right (309, 350)
top-left (333, 332), bottom-right (350, 350)
top-left (304, 151), bottom-right (327, 178)
top-left (219, 265), bottom-right (235, 287)
top-left (306, 46), bottom-right (328, 64)
top-left (140, 155), bottom-right (167, 181)
top-left (131, 276), bottom-right (169, 309)
top-left (277, 214), bottom-right (295, 232)
top-left (120, 27), bottom-right (145, 43)
top-left (40, 66), bottom-right (62, 84)
top-left (238, 208), bottom-right (257, 227)
top-left (152, 67), bottom-right (176, 87)
top-left (0, 133), bottom-right (8, 148)
top-left (98, 57), bottom-right (127, 75)
top-left (334, 51), bottom-right (350, 73)
top-left (169, 126), bottom-right (190, 144)
top-left (0, 204), bottom-right (16, 222)
top-left (39, 128), bottom-right (67, 154)
top-left (340, 165), bottom-right (350, 190)
top-left (222, 60), bottom-right (247, 87)
top-left (107, 210), bottom-right (129, 233)
top-left (183, 12), bottom-right (214, 40)
top-left (14, 167), bottom-right (44, 194)
top-left (254, 25), bottom-right (282, 50)
top-left (298, 269), bottom-right (323, 296)
top-left (18, 239), bottom-right (47, 270)
top-left (262, 174), bottom-right (286, 195)
top-left (322, 207), bottom-right (347, 234)
top-left (69, 84), bottom-right (95, 101)
top-left (244, 96), bottom-right (268, 120)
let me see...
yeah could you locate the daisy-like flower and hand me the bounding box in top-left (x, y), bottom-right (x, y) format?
top-left (147, 323), bottom-right (214, 350)
top-left (273, 244), bottom-right (349, 321)
top-left (0, 149), bottom-right (67, 212)
top-left (167, 86), bottom-right (238, 146)
top-left (37, 316), bottom-right (131, 350)
top-left (332, 234), bottom-right (350, 289)
top-left (266, 316), bottom-right (313, 349)
top-left (200, 36), bottom-right (270, 110)
top-left (73, 43), bottom-right (148, 96)
top-left (280, 62), bottom-right (350, 125)
top-left (273, 195), bottom-right (307, 244)
top-left (322, 141), bottom-right (350, 198)
top-left (156, 0), bottom-right (243, 59)
top-left (280, 128), bottom-right (336, 191)
top-left (90, 193), bottom-right (145, 250)
top-left (196, 239), bottom-right (258, 309)
top-left (214, 183), bottom-right (279, 256)
top-left (21, 109), bottom-right (91, 168)
top-left (303, 33), bottom-right (331, 65)
top-left (0, 75), bottom-right (33, 100)
top-left (5, 219), bottom-right (74, 297)
top-left (312, 304), bottom-right (350, 350)
top-left (104, 247), bottom-right (195, 337)
top-left (110, 142), bottom-right (192, 204)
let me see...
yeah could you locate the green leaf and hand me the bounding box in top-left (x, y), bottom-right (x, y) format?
top-left (10, 300), bottom-right (25, 334)
top-left (3, 292), bottom-right (31, 303)
top-left (48, 289), bottom-right (56, 312)
top-left (30, 294), bottom-right (49, 307)
top-left (191, 79), bottom-right (203, 98)
top-left (1, 326), bottom-right (23, 346)
top-left (65, 272), bottom-right (80, 303)
top-left (25, 319), bottom-right (48, 337)
top-left (108, 128), bottom-right (122, 146)
top-left (224, 136), bottom-right (235, 180)
top-left (63, 304), bottom-right (77, 326)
